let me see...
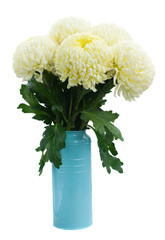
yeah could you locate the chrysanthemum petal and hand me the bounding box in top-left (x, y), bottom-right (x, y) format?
top-left (55, 33), bottom-right (113, 91)
top-left (111, 41), bottom-right (155, 101)
top-left (92, 23), bottom-right (132, 46)
top-left (13, 36), bottom-right (57, 81)
top-left (49, 17), bottom-right (91, 45)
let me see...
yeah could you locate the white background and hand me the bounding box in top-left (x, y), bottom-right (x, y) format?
top-left (0, 0), bottom-right (165, 239)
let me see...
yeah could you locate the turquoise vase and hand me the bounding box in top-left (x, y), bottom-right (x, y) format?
top-left (52, 130), bottom-right (92, 230)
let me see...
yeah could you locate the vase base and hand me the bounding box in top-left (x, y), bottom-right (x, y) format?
top-left (53, 222), bottom-right (93, 230)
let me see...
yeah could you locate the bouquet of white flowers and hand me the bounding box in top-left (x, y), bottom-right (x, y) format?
top-left (13, 17), bottom-right (155, 176)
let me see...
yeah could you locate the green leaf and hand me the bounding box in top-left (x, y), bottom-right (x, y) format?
top-left (52, 105), bottom-right (63, 113)
top-left (18, 81), bottom-right (55, 124)
top-left (92, 79), bottom-right (114, 105)
top-left (42, 70), bottom-right (67, 113)
top-left (27, 74), bottom-right (67, 124)
top-left (38, 123), bottom-right (66, 174)
top-left (18, 103), bottom-right (33, 113)
top-left (18, 103), bottom-right (49, 115)
top-left (38, 151), bottom-right (49, 176)
top-left (27, 77), bottom-right (57, 106)
top-left (97, 99), bottom-right (107, 108)
top-left (109, 142), bottom-right (118, 156)
top-left (20, 84), bottom-right (39, 106)
top-left (18, 103), bottom-right (52, 124)
top-left (84, 79), bottom-right (114, 109)
top-left (90, 127), bottom-right (123, 174)
top-left (35, 147), bottom-right (41, 152)
top-left (100, 148), bottom-right (123, 174)
top-left (105, 126), bottom-right (114, 143)
top-left (104, 127), bottom-right (118, 156)
top-left (81, 110), bottom-right (123, 141)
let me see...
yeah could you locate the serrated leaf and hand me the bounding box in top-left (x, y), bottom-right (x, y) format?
top-left (27, 78), bottom-right (56, 106)
top-left (32, 114), bottom-right (52, 124)
top-left (27, 74), bottom-right (67, 122)
top-left (52, 105), bottom-right (63, 113)
top-left (18, 103), bottom-right (49, 115)
top-left (20, 84), bottom-right (39, 106)
top-left (35, 71), bottom-right (67, 111)
top-left (81, 110), bottom-right (123, 141)
top-left (84, 79), bottom-right (114, 109)
top-left (105, 127), bottom-right (118, 156)
top-left (100, 148), bottom-right (123, 174)
top-left (18, 103), bottom-right (52, 124)
top-left (109, 142), bottom-right (118, 156)
top-left (38, 123), bottom-right (66, 174)
top-left (35, 147), bottom-right (41, 152)
top-left (97, 99), bottom-right (107, 108)
top-left (18, 81), bottom-right (54, 124)
top-left (39, 151), bottom-right (49, 176)
top-left (90, 128), bottom-right (123, 174)
top-left (41, 124), bottom-right (66, 150)
top-left (105, 126), bottom-right (114, 143)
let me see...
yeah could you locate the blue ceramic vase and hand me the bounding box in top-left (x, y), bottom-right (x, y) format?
top-left (52, 130), bottom-right (92, 230)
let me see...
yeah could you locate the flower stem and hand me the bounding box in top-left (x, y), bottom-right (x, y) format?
top-left (75, 88), bottom-right (88, 110)
top-left (66, 94), bottom-right (73, 131)
top-left (69, 94), bottom-right (73, 120)
top-left (61, 112), bottom-right (68, 125)
top-left (80, 120), bottom-right (88, 130)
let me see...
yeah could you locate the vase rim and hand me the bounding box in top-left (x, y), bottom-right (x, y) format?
top-left (65, 130), bottom-right (86, 133)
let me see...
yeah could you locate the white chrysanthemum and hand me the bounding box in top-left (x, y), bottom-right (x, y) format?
top-left (49, 17), bottom-right (91, 45)
top-left (55, 33), bottom-right (113, 91)
top-left (92, 23), bottom-right (132, 46)
top-left (13, 36), bottom-right (57, 81)
top-left (110, 41), bottom-right (155, 101)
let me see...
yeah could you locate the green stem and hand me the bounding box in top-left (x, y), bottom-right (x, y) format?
top-left (75, 89), bottom-right (84, 110)
top-left (70, 89), bottom-right (88, 130)
top-left (70, 110), bottom-right (80, 125)
top-left (75, 87), bottom-right (89, 111)
top-left (66, 95), bottom-right (73, 131)
top-left (69, 94), bottom-right (73, 120)
top-left (61, 112), bottom-right (68, 124)
top-left (79, 120), bottom-right (88, 130)
top-left (87, 124), bottom-right (94, 130)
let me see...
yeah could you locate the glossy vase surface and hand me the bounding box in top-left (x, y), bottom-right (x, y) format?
top-left (52, 130), bottom-right (92, 230)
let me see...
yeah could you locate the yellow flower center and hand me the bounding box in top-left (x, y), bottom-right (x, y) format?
top-left (78, 37), bottom-right (93, 47)
top-left (74, 34), bottom-right (96, 48)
